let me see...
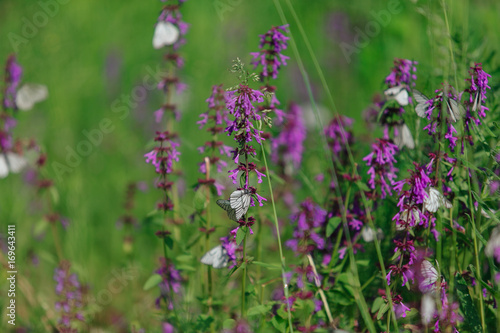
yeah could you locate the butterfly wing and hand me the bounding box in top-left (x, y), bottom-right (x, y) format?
top-left (0, 153), bottom-right (27, 179)
top-left (421, 294), bottom-right (436, 324)
top-left (229, 190), bottom-right (251, 220)
top-left (413, 90), bottom-right (429, 118)
top-left (384, 85), bottom-right (409, 106)
top-left (0, 154), bottom-right (9, 179)
top-left (201, 245), bottom-right (228, 269)
top-left (472, 92), bottom-right (480, 112)
top-left (16, 84), bottom-right (48, 111)
top-left (217, 199), bottom-right (237, 221)
top-left (447, 98), bottom-right (465, 122)
top-left (420, 260), bottom-right (439, 293)
top-left (423, 188), bottom-right (441, 213)
top-left (394, 123), bottom-right (415, 149)
top-left (153, 22), bottom-right (180, 49)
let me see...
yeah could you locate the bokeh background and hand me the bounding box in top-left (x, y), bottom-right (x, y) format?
top-left (1, 0), bottom-right (499, 331)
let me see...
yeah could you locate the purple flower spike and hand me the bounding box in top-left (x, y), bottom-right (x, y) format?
top-left (363, 139), bottom-right (399, 198)
top-left (3, 55), bottom-right (23, 109)
top-left (250, 25), bottom-right (290, 80)
top-left (385, 58), bottom-right (418, 88)
top-left (271, 103), bottom-right (306, 172)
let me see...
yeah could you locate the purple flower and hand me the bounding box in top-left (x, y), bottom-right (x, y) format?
top-left (220, 235), bottom-right (240, 269)
top-left (155, 258), bottom-right (182, 310)
top-left (3, 55), bottom-right (23, 109)
top-left (54, 261), bottom-right (85, 330)
top-left (324, 115), bottom-right (353, 161)
top-left (250, 25), bottom-right (289, 80)
top-left (271, 103), bottom-right (306, 171)
top-left (195, 85), bottom-right (232, 195)
top-left (286, 199), bottom-right (327, 255)
top-left (225, 84), bottom-right (265, 145)
top-left (466, 63), bottom-right (491, 122)
top-left (385, 58), bottom-right (417, 88)
top-left (144, 131), bottom-right (180, 212)
top-left (157, 4), bottom-right (189, 51)
top-left (363, 139), bottom-right (399, 198)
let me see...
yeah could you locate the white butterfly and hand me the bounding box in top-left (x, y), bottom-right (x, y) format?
top-left (0, 152), bottom-right (28, 179)
top-left (423, 187), bottom-right (452, 213)
top-left (16, 84), bottom-right (48, 111)
top-left (153, 21), bottom-right (180, 49)
top-left (419, 259), bottom-right (439, 294)
top-left (420, 293), bottom-right (436, 324)
top-left (200, 245), bottom-right (228, 269)
top-left (217, 189), bottom-right (251, 221)
top-left (384, 85), bottom-right (409, 106)
top-left (413, 90), bottom-right (464, 122)
top-left (361, 226), bottom-right (383, 242)
top-left (396, 208), bottom-right (421, 231)
top-left (394, 123), bottom-right (415, 149)
top-left (485, 226), bottom-right (500, 259)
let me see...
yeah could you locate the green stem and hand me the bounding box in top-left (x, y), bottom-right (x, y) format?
top-left (272, 0), bottom-right (389, 330)
top-left (241, 227), bottom-right (248, 317)
top-left (258, 139), bottom-right (294, 333)
top-left (464, 146), bottom-right (486, 332)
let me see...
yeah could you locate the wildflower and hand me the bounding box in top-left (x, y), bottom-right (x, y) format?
top-left (324, 115), bottom-right (354, 160)
top-left (195, 85), bottom-right (232, 195)
top-left (155, 258), bottom-right (182, 310)
top-left (3, 54), bottom-right (23, 109)
top-left (220, 235), bottom-right (240, 269)
top-left (465, 63), bottom-right (491, 123)
top-left (286, 199), bottom-right (327, 255)
top-left (144, 131), bottom-right (180, 212)
top-left (250, 25), bottom-right (289, 80)
top-left (385, 58), bottom-right (417, 88)
top-left (363, 139), bottom-right (399, 198)
top-left (225, 84), bottom-right (265, 145)
top-left (420, 86), bottom-right (463, 151)
top-left (155, 2), bottom-right (189, 51)
top-left (271, 103), bottom-right (306, 172)
top-left (54, 261), bottom-right (85, 331)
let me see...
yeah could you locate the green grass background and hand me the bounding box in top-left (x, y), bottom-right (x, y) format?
top-left (1, 0), bottom-right (499, 331)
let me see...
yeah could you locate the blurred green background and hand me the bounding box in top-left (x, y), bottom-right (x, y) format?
top-left (1, 0), bottom-right (499, 331)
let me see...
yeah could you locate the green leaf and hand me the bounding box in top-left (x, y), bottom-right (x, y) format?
top-left (143, 274), bottom-right (163, 291)
top-left (164, 235), bottom-right (173, 250)
top-left (371, 297), bottom-right (384, 313)
top-left (252, 261), bottom-right (281, 270)
top-left (193, 189), bottom-right (208, 212)
top-left (326, 216), bottom-right (342, 237)
top-left (247, 304), bottom-right (272, 316)
top-left (236, 227), bottom-right (247, 246)
top-left (223, 319), bottom-right (235, 329)
top-left (33, 219), bottom-right (49, 238)
top-left (376, 302), bottom-right (390, 320)
top-left (356, 181), bottom-right (370, 192)
top-left (356, 260), bottom-right (369, 267)
top-left (455, 273), bottom-right (482, 333)
top-left (176, 254), bottom-right (194, 262)
top-left (176, 265), bottom-right (196, 272)
top-left (49, 187), bottom-right (60, 205)
top-left (271, 316), bottom-right (286, 332)
top-left (195, 315), bottom-right (214, 331)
